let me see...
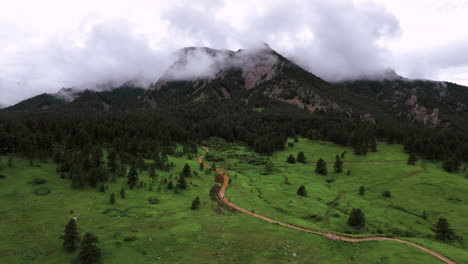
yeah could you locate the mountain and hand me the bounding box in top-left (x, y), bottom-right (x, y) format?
top-left (5, 85), bottom-right (146, 112)
top-left (5, 44), bottom-right (468, 132)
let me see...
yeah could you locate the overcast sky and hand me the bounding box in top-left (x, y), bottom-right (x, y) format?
top-left (1, 0), bottom-right (468, 106)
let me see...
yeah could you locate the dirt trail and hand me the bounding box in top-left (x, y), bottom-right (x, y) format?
top-left (198, 146), bottom-right (456, 264)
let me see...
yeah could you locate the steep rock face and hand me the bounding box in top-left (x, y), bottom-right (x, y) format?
top-left (406, 95), bottom-right (440, 127)
top-left (146, 44), bottom-right (349, 113)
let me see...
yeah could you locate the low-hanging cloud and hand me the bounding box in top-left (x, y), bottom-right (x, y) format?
top-left (2, 0), bottom-right (468, 106)
top-left (0, 19), bottom-right (174, 106)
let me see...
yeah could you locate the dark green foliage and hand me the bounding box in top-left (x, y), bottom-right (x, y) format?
top-left (127, 165), bottom-right (139, 188)
top-left (79, 232), bottom-right (101, 264)
top-left (191, 196), bottom-right (201, 210)
top-left (297, 185), bottom-right (307, 197)
top-left (297, 152), bottom-right (306, 163)
top-left (148, 164), bottom-right (157, 183)
top-left (7, 157), bottom-right (12, 167)
top-left (98, 184), bottom-right (105, 192)
top-left (286, 154), bottom-right (296, 164)
top-left (62, 219), bottom-right (79, 252)
top-left (181, 164), bottom-right (191, 178)
top-left (442, 158), bottom-right (460, 173)
top-left (347, 170), bottom-right (351, 176)
top-left (167, 181), bottom-right (174, 190)
top-left (334, 155), bottom-right (343, 173)
top-left (382, 190), bottom-right (391, 197)
top-left (434, 218), bottom-right (455, 242)
top-left (359, 186), bottom-right (365, 196)
top-left (120, 187), bottom-right (125, 198)
top-left (199, 162), bottom-right (204, 171)
top-left (109, 192), bottom-right (115, 204)
top-left (294, 136), bottom-right (299, 143)
top-left (315, 158), bottom-right (327, 175)
top-left (107, 151), bottom-right (117, 172)
top-left (176, 175), bottom-right (187, 190)
top-left (264, 159), bottom-right (273, 174)
top-left (348, 208), bottom-right (365, 227)
top-left (407, 153), bottom-right (417, 165)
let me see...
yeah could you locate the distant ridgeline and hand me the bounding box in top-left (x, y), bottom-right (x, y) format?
top-left (1, 45), bottom-right (468, 186)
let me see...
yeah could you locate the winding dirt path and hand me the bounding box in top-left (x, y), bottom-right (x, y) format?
top-left (198, 146), bottom-right (456, 264)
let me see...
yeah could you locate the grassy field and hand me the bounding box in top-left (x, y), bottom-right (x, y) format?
top-left (0, 139), bottom-right (467, 263)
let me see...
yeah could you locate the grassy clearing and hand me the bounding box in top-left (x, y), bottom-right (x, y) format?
top-left (0, 138), bottom-right (467, 263)
top-left (207, 138), bottom-right (468, 263)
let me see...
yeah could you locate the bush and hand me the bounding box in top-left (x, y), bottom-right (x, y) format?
top-left (382, 190), bottom-right (392, 198)
top-left (30, 178), bottom-right (47, 185)
top-left (123, 236), bottom-right (137, 242)
top-left (148, 197), bottom-right (160, 204)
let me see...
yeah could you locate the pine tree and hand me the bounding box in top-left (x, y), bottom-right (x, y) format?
top-left (264, 159), bottom-right (273, 174)
top-left (148, 164), bottom-right (157, 183)
top-left (297, 152), bottom-right (306, 163)
top-left (120, 187), bottom-right (125, 198)
top-left (191, 196), bottom-right (201, 210)
top-left (167, 181), bottom-right (174, 190)
top-left (407, 153), bottom-right (417, 165)
top-left (176, 175), bottom-right (187, 190)
top-left (315, 158), bottom-right (327, 175)
top-left (359, 186), bottom-right (365, 195)
top-left (79, 232), bottom-right (101, 264)
top-left (182, 164), bottom-right (191, 178)
top-left (297, 185), bottom-right (307, 197)
top-left (109, 192), bottom-right (115, 204)
top-left (127, 165), bottom-right (139, 188)
top-left (434, 218), bottom-right (455, 242)
top-left (286, 154), bottom-right (296, 164)
top-left (334, 155), bottom-right (343, 173)
top-left (107, 151), bottom-right (117, 172)
top-left (62, 218), bottom-right (79, 252)
top-left (348, 208), bottom-right (365, 227)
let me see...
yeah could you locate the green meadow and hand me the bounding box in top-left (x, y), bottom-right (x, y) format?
top-left (0, 138), bottom-right (467, 263)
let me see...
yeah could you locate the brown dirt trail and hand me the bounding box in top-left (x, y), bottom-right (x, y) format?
top-left (198, 146), bottom-right (456, 264)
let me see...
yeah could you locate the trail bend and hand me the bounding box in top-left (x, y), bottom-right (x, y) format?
top-left (198, 146), bottom-right (456, 264)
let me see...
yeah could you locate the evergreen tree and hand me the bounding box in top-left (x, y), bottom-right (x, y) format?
top-left (148, 164), bottom-right (156, 183)
top-left (120, 187), bottom-right (125, 198)
top-left (182, 164), bottom-right (191, 178)
top-left (407, 153), bottom-right (417, 165)
top-left (442, 158), bottom-right (460, 173)
top-left (79, 232), bottom-right (101, 264)
top-left (264, 159), bottom-right (273, 174)
top-left (334, 155), bottom-right (343, 173)
top-left (359, 186), bottom-right (365, 195)
top-left (127, 165), bottom-right (139, 188)
top-left (348, 208), bottom-right (365, 227)
top-left (167, 181), bottom-right (174, 190)
top-left (91, 148), bottom-right (103, 168)
top-left (297, 185), bottom-right (307, 197)
top-left (191, 196), bottom-right (201, 210)
top-left (315, 158), bottom-right (327, 175)
top-left (109, 192), bottom-right (115, 204)
top-left (286, 154), bottom-right (296, 164)
top-left (62, 218), bottom-right (79, 252)
top-left (107, 151), bottom-right (117, 172)
top-left (297, 152), bottom-right (306, 163)
top-left (434, 218), bottom-right (455, 242)
top-left (176, 175), bottom-right (187, 190)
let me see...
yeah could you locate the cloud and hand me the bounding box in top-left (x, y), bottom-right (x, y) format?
top-left (0, 19), bottom-right (174, 106)
top-left (2, 0), bottom-right (468, 106)
top-left (161, 0), bottom-right (402, 81)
